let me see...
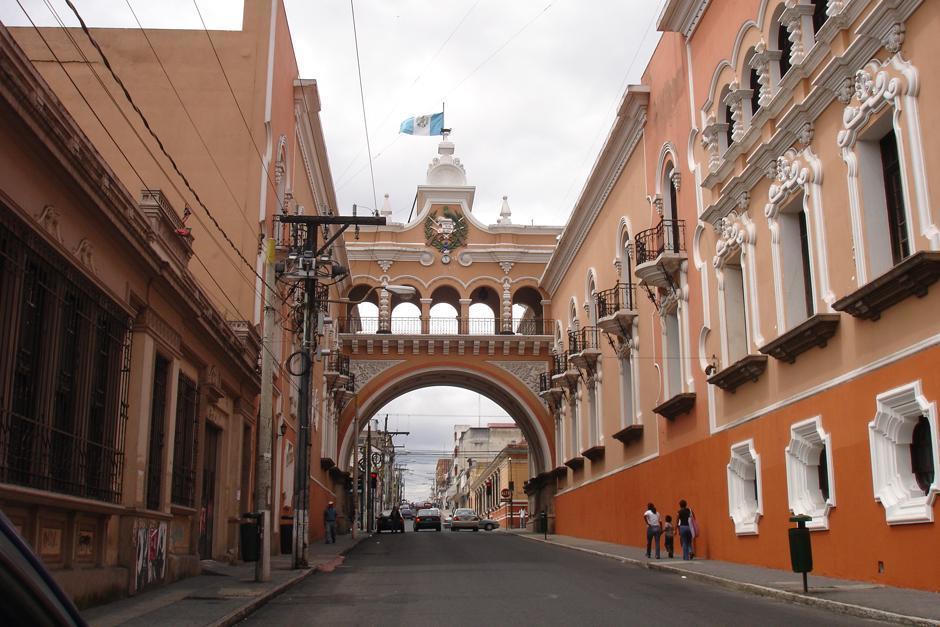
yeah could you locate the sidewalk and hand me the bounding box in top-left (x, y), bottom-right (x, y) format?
top-left (511, 531), bottom-right (940, 626)
top-left (82, 533), bottom-right (365, 627)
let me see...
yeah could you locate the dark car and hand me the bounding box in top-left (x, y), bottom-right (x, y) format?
top-left (376, 509), bottom-right (404, 533)
top-left (0, 510), bottom-right (86, 626)
top-left (413, 508), bottom-right (442, 532)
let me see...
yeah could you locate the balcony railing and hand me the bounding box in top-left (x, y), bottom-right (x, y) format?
top-left (539, 372), bottom-right (553, 394)
top-left (568, 326), bottom-right (600, 354)
top-left (595, 282), bottom-right (636, 318)
top-left (339, 317), bottom-right (555, 336)
top-left (635, 219), bottom-right (686, 266)
top-left (552, 351), bottom-right (569, 375)
top-left (325, 352), bottom-right (350, 377)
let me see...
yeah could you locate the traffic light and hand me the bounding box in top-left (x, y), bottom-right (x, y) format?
top-left (370, 472), bottom-right (377, 489)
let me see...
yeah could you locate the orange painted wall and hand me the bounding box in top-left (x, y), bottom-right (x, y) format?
top-left (556, 345), bottom-right (940, 591)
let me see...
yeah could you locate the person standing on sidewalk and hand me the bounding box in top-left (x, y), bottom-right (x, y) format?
top-left (677, 499), bottom-right (693, 560)
top-left (642, 503), bottom-right (662, 559)
top-left (324, 501), bottom-right (337, 544)
top-left (663, 515), bottom-right (675, 558)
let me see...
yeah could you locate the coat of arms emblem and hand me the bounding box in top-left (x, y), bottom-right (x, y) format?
top-left (424, 206), bottom-right (468, 264)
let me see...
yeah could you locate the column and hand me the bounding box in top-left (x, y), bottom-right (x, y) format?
top-left (377, 287), bottom-right (391, 333)
top-left (458, 298), bottom-right (471, 335)
top-left (420, 298), bottom-right (432, 334)
top-left (501, 278), bottom-right (513, 334)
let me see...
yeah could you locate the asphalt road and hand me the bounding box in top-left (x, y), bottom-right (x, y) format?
top-left (242, 529), bottom-right (882, 626)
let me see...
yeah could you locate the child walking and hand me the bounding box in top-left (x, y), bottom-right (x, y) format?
top-left (663, 515), bottom-right (675, 558)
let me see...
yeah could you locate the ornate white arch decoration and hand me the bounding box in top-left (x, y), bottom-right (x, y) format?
top-left (764, 145), bottom-right (835, 330)
top-left (838, 53), bottom-right (937, 285)
top-left (656, 142), bottom-right (681, 195)
top-left (712, 204), bottom-right (762, 362)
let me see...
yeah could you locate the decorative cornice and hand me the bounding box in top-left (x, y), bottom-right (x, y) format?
top-left (541, 85), bottom-right (650, 293)
top-left (657, 0), bottom-right (710, 37)
top-left (698, 0), bottom-right (924, 226)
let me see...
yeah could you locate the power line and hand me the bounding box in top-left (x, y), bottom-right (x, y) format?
top-left (348, 0), bottom-right (378, 215)
top-left (19, 1), bottom-right (305, 399)
top-left (60, 0), bottom-right (281, 301)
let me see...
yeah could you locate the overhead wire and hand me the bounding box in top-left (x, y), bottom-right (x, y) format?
top-left (20, 0), bottom-right (305, 398)
top-left (57, 0), bottom-right (285, 303)
top-left (348, 0), bottom-right (378, 215)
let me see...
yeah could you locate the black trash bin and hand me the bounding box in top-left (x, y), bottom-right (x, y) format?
top-left (280, 516), bottom-right (294, 554)
top-left (240, 517), bottom-right (261, 562)
top-left (788, 515), bottom-right (813, 592)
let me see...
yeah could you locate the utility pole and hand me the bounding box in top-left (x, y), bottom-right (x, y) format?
top-left (366, 420), bottom-right (372, 532)
top-left (276, 213), bottom-right (385, 565)
top-left (255, 238), bottom-right (276, 582)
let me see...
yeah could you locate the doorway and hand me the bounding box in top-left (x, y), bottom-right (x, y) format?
top-left (198, 423), bottom-right (221, 559)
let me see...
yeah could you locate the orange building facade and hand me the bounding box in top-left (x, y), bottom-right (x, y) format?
top-left (545, 0), bottom-right (940, 591)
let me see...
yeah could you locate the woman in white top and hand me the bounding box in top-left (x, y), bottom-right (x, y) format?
top-left (642, 503), bottom-right (662, 559)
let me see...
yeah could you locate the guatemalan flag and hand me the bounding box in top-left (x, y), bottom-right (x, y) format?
top-left (399, 112), bottom-right (444, 136)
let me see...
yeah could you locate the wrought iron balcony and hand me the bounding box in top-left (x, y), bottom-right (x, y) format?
top-left (634, 219), bottom-right (686, 288)
top-left (538, 371), bottom-right (564, 407)
top-left (551, 351), bottom-right (580, 390)
top-left (595, 282), bottom-right (638, 338)
top-left (568, 326), bottom-right (601, 373)
top-left (324, 353), bottom-right (350, 390)
top-left (334, 372), bottom-right (356, 406)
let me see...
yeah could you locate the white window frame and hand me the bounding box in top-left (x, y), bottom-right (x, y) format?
top-left (838, 54), bottom-right (936, 286)
top-left (727, 439), bottom-right (763, 535)
top-left (785, 416), bottom-right (835, 530)
top-left (869, 381), bottom-right (939, 525)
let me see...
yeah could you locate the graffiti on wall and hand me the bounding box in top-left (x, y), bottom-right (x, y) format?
top-left (135, 521), bottom-right (166, 590)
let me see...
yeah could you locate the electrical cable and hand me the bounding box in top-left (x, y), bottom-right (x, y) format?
top-left (60, 0), bottom-right (283, 302)
top-left (18, 0), bottom-right (305, 399)
top-left (348, 0), bottom-right (378, 215)
top-left (123, 0), bottom-right (266, 239)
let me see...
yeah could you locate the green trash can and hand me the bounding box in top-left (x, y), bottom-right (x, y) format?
top-left (788, 515), bottom-right (813, 592)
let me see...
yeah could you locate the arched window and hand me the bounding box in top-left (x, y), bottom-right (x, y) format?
top-left (779, 196), bottom-right (816, 328)
top-left (811, 0), bottom-right (827, 40)
top-left (777, 21), bottom-right (793, 78)
top-left (748, 64), bottom-right (761, 118)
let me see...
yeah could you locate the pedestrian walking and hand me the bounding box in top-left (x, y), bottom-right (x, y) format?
top-left (642, 503), bottom-right (662, 559)
top-left (663, 515), bottom-right (675, 558)
top-left (677, 499), bottom-right (693, 560)
top-left (324, 501), bottom-right (337, 544)
top-left (519, 508), bottom-right (527, 529)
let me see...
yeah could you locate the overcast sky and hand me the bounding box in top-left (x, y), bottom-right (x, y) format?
top-left (2, 0), bottom-right (664, 500)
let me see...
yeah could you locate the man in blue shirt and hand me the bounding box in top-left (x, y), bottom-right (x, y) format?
top-left (324, 501), bottom-right (337, 544)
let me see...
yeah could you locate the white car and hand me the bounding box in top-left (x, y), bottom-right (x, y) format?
top-left (450, 508), bottom-right (480, 531)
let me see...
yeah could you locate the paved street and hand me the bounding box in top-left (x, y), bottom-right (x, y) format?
top-left (241, 530), bottom-right (880, 626)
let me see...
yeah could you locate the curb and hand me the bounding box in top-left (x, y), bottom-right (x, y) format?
top-left (211, 537), bottom-right (365, 627)
top-left (516, 535), bottom-right (939, 627)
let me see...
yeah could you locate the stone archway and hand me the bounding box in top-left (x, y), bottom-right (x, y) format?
top-left (337, 361), bottom-right (554, 477)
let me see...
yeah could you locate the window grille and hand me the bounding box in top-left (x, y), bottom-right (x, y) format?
top-left (171, 374), bottom-right (199, 507)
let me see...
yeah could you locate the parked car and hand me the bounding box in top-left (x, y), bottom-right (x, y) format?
top-left (450, 508), bottom-right (480, 531)
top-left (400, 508), bottom-right (415, 520)
top-left (0, 510), bottom-right (85, 626)
top-left (413, 508), bottom-right (442, 532)
top-left (480, 518), bottom-right (500, 531)
top-left (376, 509), bottom-right (404, 533)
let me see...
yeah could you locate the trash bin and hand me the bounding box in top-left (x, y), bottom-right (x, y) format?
top-left (788, 515), bottom-right (813, 592)
top-left (280, 516), bottom-right (294, 554)
top-left (240, 513), bottom-right (262, 562)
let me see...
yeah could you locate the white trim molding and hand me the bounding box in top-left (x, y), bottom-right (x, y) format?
top-left (765, 146), bottom-right (836, 329)
top-left (727, 439), bottom-right (763, 535)
top-left (868, 380), bottom-right (939, 525)
top-left (785, 416), bottom-right (836, 530)
top-left (838, 53), bottom-right (937, 286)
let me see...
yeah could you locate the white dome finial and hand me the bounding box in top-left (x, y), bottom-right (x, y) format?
top-left (497, 195), bottom-right (512, 225)
top-left (380, 193), bottom-right (393, 217)
top-left (426, 133), bottom-right (467, 186)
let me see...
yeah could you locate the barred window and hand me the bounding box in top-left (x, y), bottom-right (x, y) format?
top-left (0, 210), bottom-right (130, 504)
top-left (172, 374), bottom-right (199, 507)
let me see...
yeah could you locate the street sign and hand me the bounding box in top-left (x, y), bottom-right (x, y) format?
top-left (500, 488), bottom-right (510, 498)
